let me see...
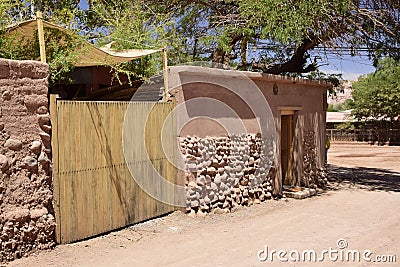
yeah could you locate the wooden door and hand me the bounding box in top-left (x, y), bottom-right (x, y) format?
top-left (281, 115), bottom-right (294, 185)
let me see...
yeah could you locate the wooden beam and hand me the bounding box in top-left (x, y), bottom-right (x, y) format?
top-left (37, 11), bottom-right (46, 63)
top-left (162, 47), bottom-right (169, 101)
top-left (49, 94), bottom-right (60, 242)
top-left (277, 106), bottom-right (303, 111)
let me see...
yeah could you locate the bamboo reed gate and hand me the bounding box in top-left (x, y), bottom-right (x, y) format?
top-left (50, 95), bottom-right (177, 244)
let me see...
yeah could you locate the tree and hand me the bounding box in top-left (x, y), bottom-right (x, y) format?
top-left (145, 0), bottom-right (400, 75)
top-left (0, 1), bottom-right (86, 85)
top-left (1, 0), bottom-right (399, 80)
top-left (362, 0), bottom-right (400, 65)
top-left (351, 57), bottom-right (400, 123)
top-left (83, 0), bottom-right (189, 80)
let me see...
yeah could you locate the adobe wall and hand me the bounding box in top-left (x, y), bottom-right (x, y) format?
top-left (0, 59), bottom-right (54, 262)
top-left (169, 66), bottom-right (329, 213)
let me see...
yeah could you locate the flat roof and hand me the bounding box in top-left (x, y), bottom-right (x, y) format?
top-left (170, 65), bottom-right (333, 88)
top-left (326, 111), bottom-right (354, 123)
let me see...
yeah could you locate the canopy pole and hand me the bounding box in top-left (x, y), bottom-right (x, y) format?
top-left (162, 47), bottom-right (169, 101)
top-left (37, 10), bottom-right (46, 63)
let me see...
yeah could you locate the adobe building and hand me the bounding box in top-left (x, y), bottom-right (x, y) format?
top-left (168, 66), bottom-right (331, 213)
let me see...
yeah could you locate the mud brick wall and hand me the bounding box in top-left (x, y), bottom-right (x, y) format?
top-left (0, 59), bottom-right (54, 262)
top-left (181, 134), bottom-right (276, 215)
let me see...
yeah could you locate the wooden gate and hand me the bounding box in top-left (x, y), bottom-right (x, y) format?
top-left (50, 96), bottom-right (177, 244)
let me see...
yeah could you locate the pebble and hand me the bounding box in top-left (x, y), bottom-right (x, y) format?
top-left (39, 132), bottom-right (51, 147)
top-left (36, 106), bottom-right (48, 114)
top-left (207, 167), bottom-right (217, 176)
top-left (196, 175), bottom-right (206, 186)
top-left (2, 90), bottom-right (11, 100)
top-left (212, 207), bottom-right (226, 215)
top-left (4, 138), bottom-right (23, 151)
top-left (188, 181), bottom-right (197, 188)
top-left (188, 163), bottom-right (197, 172)
top-left (30, 141), bottom-right (42, 155)
top-left (21, 156), bottom-right (38, 171)
top-left (38, 152), bottom-right (50, 165)
top-left (197, 210), bottom-right (206, 217)
top-left (205, 175), bottom-right (212, 184)
top-left (0, 154), bottom-right (10, 171)
top-left (37, 114), bottom-right (50, 127)
top-left (210, 182), bottom-right (218, 191)
top-left (214, 174), bottom-right (222, 185)
top-left (190, 200), bottom-right (199, 207)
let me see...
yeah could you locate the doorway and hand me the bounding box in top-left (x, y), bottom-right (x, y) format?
top-left (281, 114), bottom-right (294, 185)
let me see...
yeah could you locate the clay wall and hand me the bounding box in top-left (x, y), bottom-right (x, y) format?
top-left (0, 59), bottom-right (54, 262)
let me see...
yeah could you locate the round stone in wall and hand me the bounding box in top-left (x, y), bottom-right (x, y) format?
top-left (2, 90), bottom-right (11, 100)
top-left (21, 156), bottom-right (38, 171)
top-left (36, 106), bottom-right (48, 114)
top-left (29, 141), bottom-right (42, 155)
top-left (4, 138), bottom-right (23, 151)
top-left (0, 154), bottom-right (10, 171)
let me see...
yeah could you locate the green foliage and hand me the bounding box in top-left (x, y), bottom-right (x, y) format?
top-left (328, 103), bottom-right (344, 112)
top-left (351, 58), bottom-right (400, 122)
top-left (1, 0), bottom-right (400, 85)
top-left (226, 0), bottom-right (352, 44)
top-left (0, 1), bottom-right (85, 86)
top-left (335, 121), bottom-right (355, 130)
top-left (327, 102), bottom-right (354, 112)
top-left (45, 29), bottom-right (82, 86)
top-left (343, 98), bottom-right (355, 110)
top-left (170, 0), bottom-right (355, 70)
top-left (86, 0), bottom-right (186, 81)
top-left (0, 26), bottom-right (83, 86)
top-left (306, 70), bottom-right (344, 95)
top-left (326, 100), bottom-right (353, 112)
top-left (283, 69), bottom-right (344, 95)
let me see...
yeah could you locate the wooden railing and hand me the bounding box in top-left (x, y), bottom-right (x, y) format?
top-left (326, 128), bottom-right (400, 145)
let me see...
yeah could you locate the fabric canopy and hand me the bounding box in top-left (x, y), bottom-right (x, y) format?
top-left (6, 19), bottom-right (162, 67)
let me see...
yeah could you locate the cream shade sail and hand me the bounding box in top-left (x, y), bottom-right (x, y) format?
top-left (6, 19), bottom-right (162, 67)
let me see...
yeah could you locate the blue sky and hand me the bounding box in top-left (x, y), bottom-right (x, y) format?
top-left (79, 0), bottom-right (88, 9)
top-left (319, 55), bottom-right (375, 81)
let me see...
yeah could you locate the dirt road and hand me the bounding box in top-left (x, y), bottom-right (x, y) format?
top-left (9, 143), bottom-right (400, 266)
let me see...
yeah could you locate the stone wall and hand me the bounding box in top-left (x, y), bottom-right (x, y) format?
top-left (0, 59), bottom-right (54, 262)
top-left (302, 131), bottom-right (328, 188)
top-left (181, 134), bottom-right (275, 215)
top-left (181, 132), bottom-right (328, 213)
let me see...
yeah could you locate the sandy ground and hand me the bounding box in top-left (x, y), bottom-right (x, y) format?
top-left (7, 142), bottom-right (400, 266)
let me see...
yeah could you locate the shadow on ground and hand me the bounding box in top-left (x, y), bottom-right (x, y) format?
top-left (327, 164), bottom-right (400, 192)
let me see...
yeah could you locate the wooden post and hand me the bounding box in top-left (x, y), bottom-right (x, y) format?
top-left (162, 47), bottom-right (169, 101)
top-left (37, 11), bottom-right (46, 63)
top-left (49, 94), bottom-right (60, 242)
